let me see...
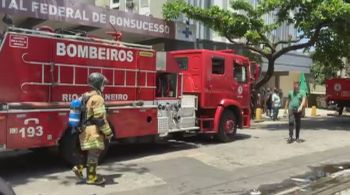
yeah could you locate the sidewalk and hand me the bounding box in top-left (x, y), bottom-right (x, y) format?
top-left (253, 108), bottom-right (347, 125)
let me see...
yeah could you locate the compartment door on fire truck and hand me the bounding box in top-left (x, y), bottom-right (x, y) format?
top-left (233, 63), bottom-right (250, 108)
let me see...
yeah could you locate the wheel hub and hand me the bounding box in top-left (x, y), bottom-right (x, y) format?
top-left (224, 119), bottom-right (235, 134)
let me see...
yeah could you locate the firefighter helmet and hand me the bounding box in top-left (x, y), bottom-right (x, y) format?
top-left (88, 72), bottom-right (108, 92)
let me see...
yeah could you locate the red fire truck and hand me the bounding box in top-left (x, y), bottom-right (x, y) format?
top-left (0, 27), bottom-right (258, 164)
top-left (326, 78), bottom-right (350, 115)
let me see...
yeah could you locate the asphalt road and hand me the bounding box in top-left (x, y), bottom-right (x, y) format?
top-left (1, 115), bottom-right (350, 195)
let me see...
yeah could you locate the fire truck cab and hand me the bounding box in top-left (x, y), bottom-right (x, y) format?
top-left (160, 49), bottom-right (255, 142)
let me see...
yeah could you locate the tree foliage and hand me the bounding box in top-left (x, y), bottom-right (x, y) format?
top-left (163, 0), bottom-right (350, 88)
top-left (311, 26), bottom-right (350, 84)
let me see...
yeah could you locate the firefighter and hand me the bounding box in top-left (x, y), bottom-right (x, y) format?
top-left (72, 72), bottom-right (113, 185)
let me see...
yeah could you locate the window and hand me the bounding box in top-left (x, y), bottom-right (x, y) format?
top-left (234, 64), bottom-right (247, 83)
top-left (250, 63), bottom-right (256, 79)
top-left (139, 0), bottom-right (150, 15)
top-left (176, 57), bottom-right (188, 70)
top-left (212, 57), bottom-right (225, 74)
top-left (140, 0), bottom-right (149, 7)
top-left (110, 0), bottom-right (120, 9)
top-left (156, 73), bottom-right (177, 98)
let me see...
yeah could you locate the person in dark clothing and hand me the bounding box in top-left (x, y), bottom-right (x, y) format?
top-left (265, 88), bottom-right (272, 117)
top-left (284, 82), bottom-right (306, 144)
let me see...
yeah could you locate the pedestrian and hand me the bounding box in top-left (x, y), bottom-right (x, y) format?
top-left (265, 88), bottom-right (272, 118)
top-left (284, 82), bottom-right (306, 144)
top-left (72, 72), bottom-right (113, 185)
top-left (272, 88), bottom-right (281, 121)
top-left (260, 88), bottom-right (266, 113)
top-left (257, 92), bottom-right (262, 108)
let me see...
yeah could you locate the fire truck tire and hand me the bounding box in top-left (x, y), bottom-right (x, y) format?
top-left (172, 132), bottom-right (185, 140)
top-left (59, 131), bottom-right (85, 166)
top-left (216, 109), bottom-right (237, 142)
top-left (338, 105), bottom-right (344, 116)
top-left (59, 129), bottom-right (109, 166)
top-left (0, 177), bottom-right (15, 195)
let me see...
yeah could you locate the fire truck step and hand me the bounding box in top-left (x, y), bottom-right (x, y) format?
top-left (198, 118), bottom-right (214, 132)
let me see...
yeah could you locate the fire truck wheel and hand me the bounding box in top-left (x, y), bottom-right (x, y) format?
top-left (59, 129), bottom-right (109, 166)
top-left (59, 130), bottom-right (86, 166)
top-left (0, 177), bottom-right (15, 195)
top-left (172, 132), bottom-right (185, 140)
top-left (216, 109), bottom-right (237, 142)
top-left (337, 106), bottom-right (344, 116)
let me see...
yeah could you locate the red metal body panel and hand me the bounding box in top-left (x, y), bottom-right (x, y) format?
top-left (108, 108), bottom-right (157, 138)
top-left (213, 106), bottom-right (225, 132)
top-left (326, 78), bottom-right (350, 106)
top-left (0, 30), bottom-right (158, 150)
top-left (0, 115), bottom-right (6, 146)
top-left (6, 111), bottom-right (68, 149)
top-left (0, 33), bottom-right (156, 103)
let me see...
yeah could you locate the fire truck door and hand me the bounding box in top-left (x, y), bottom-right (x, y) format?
top-left (205, 57), bottom-right (228, 107)
top-left (233, 64), bottom-right (250, 108)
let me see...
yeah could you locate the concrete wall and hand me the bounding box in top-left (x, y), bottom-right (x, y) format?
top-left (263, 72), bottom-right (305, 98)
top-left (113, 0), bottom-right (167, 19)
top-left (95, 0), bottom-right (109, 7)
top-left (150, 0), bottom-right (168, 18)
top-left (261, 52), bottom-right (312, 73)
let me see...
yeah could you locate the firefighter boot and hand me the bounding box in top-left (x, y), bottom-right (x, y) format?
top-left (86, 163), bottom-right (105, 185)
top-left (72, 164), bottom-right (84, 180)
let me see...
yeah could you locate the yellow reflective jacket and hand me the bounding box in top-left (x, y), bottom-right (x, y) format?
top-left (79, 90), bottom-right (112, 151)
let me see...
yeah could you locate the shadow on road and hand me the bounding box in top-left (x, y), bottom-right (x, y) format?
top-left (104, 133), bottom-right (251, 163)
top-left (252, 116), bottom-right (350, 131)
top-left (73, 173), bottom-right (121, 186)
top-left (0, 133), bottom-right (251, 188)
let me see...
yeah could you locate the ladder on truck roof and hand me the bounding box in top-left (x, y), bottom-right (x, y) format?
top-left (7, 27), bottom-right (153, 50)
top-left (20, 58), bottom-right (156, 90)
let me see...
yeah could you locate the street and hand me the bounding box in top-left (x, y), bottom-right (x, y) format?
top-left (1, 113), bottom-right (350, 195)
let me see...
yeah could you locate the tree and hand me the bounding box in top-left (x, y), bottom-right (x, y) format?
top-left (163, 0), bottom-right (350, 88)
top-left (310, 28), bottom-right (350, 84)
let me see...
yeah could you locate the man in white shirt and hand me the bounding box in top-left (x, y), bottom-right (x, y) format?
top-left (272, 88), bottom-right (281, 121)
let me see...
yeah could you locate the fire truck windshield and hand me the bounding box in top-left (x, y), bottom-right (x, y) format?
top-left (234, 64), bottom-right (247, 83)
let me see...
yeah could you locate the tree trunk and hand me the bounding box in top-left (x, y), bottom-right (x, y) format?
top-left (250, 58), bottom-right (275, 116)
top-left (255, 58), bottom-right (275, 89)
